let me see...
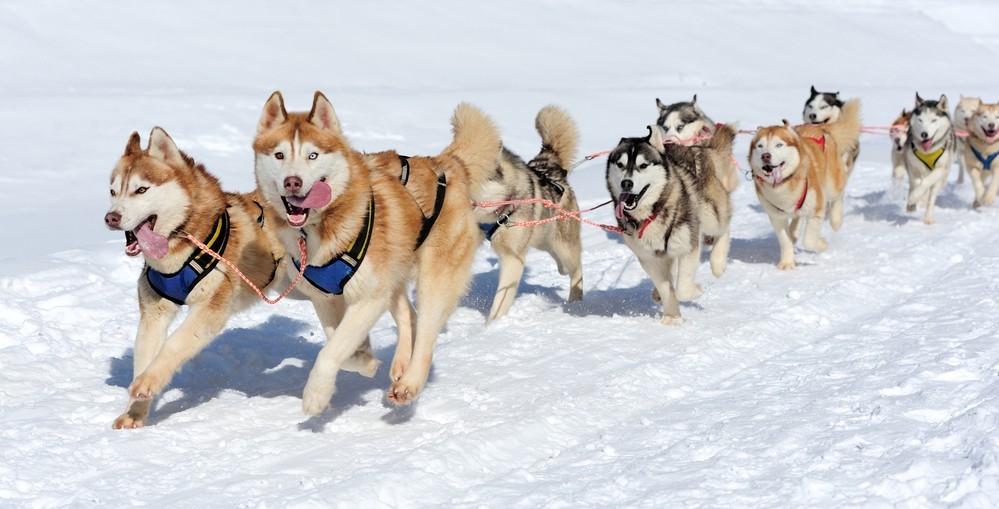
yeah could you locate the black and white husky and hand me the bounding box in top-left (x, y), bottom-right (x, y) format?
top-left (606, 124), bottom-right (736, 325)
top-left (803, 86), bottom-right (861, 175)
top-left (904, 93), bottom-right (956, 224)
top-left (656, 95), bottom-right (717, 146)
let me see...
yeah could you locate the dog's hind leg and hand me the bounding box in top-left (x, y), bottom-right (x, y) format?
top-left (388, 286), bottom-right (417, 382)
top-left (983, 172), bottom-right (999, 206)
top-left (829, 194), bottom-right (845, 231)
top-left (544, 236), bottom-right (583, 303)
top-left (313, 296), bottom-right (381, 378)
top-left (113, 297), bottom-right (178, 429)
top-left (389, 238), bottom-right (477, 404)
top-left (486, 251), bottom-right (527, 322)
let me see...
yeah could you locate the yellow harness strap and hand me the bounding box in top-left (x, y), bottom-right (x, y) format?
top-left (913, 145), bottom-right (945, 171)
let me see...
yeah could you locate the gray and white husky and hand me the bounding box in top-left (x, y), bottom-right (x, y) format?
top-left (472, 105), bottom-right (583, 322)
top-left (803, 86), bottom-right (861, 176)
top-left (904, 93), bottom-right (956, 224)
top-left (656, 95), bottom-right (717, 145)
top-left (606, 123), bottom-right (736, 325)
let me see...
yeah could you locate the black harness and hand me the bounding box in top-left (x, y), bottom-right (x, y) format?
top-left (398, 155), bottom-right (447, 249)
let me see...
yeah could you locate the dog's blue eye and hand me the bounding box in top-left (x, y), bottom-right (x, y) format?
top-left (309, 152), bottom-right (318, 160)
top-left (135, 186), bottom-right (148, 195)
top-left (275, 152), bottom-right (284, 160)
top-left (677, 124), bottom-right (685, 131)
top-left (776, 143), bottom-right (784, 148)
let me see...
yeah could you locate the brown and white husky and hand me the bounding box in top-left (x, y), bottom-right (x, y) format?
top-left (253, 91), bottom-right (501, 414)
top-left (105, 127), bottom-right (286, 428)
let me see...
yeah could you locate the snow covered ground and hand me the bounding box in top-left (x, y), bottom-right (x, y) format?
top-left (3, 0), bottom-right (999, 507)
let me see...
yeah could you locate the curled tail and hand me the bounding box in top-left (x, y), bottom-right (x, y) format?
top-left (708, 122), bottom-right (739, 193)
top-left (444, 103), bottom-right (502, 197)
top-left (532, 105), bottom-right (580, 172)
top-left (826, 98), bottom-right (863, 153)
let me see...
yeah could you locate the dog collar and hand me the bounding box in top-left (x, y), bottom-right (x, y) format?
top-left (146, 210), bottom-right (230, 305)
top-left (637, 214), bottom-right (658, 239)
top-left (756, 179), bottom-right (807, 214)
top-left (293, 194), bottom-right (374, 295)
top-left (971, 145), bottom-right (999, 171)
top-left (911, 143), bottom-right (946, 171)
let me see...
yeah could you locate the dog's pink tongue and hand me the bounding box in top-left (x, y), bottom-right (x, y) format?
top-left (920, 139), bottom-right (933, 152)
top-left (135, 223), bottom-right (168, 260)
top-left (615, 199), bottom-right (626, 219)
top-left (772, 166), bottom-right (784, 186)
top-left (287, 181), bottom-right (332, 209)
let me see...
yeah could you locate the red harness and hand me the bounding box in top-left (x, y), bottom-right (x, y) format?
top-left (805, 135), bottom-right (826, 151)
top-left (637, 214), bottom-right (657, 239)
top-left (756, 176), bottom-right (808, 213)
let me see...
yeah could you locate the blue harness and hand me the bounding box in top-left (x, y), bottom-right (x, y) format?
top-left (293, 195), bottom-right (374, 295)
top-left (146, 211), bottom-right (230, 305)
top-left (971, 145), bottom-right (999, 171)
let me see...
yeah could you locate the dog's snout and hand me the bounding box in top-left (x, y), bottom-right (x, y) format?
top-left (808, 113), bottom-right (817, 121)
top-left (621, 179), bottom-right (634, 192)
top-left (105, 211), bottom-right (122, 229)
top-left (761, 152), bottom-right (772, 164)
top-left (284, 176), bottom-right (303, 194)
top-left (920, 132), bottom-right (929, 140)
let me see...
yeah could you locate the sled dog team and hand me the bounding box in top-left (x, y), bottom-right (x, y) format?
top-left (103, 89), bottom-right (971, 427)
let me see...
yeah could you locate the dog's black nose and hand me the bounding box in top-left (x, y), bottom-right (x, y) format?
top-left (284, 176), bottom-right (303, 193)
top-left (105, 211), bottom-right (121, 229)
top-left (761, 152), bottom-right (772, 164)
top-left (809, 113), bottom-right (817, 121)
top-left (920, 132), bottom-right (929, 140)
top-left (621, 179), bottom-right (633, 192)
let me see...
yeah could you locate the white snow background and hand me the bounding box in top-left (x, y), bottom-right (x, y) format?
top-left (3, 0), bottom-right (999, 507)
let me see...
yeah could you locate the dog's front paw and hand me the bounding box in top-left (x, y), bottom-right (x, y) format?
top-left (923, 216), bottom-right (936, 225)
top-left (301, 378), bottom-right (334, 415)
top-left (342, 351), bottom-right (381, 379)
top-left (129, 372), bottom-right (167, 400)
top-left (112, 413), bottom-right (145, 430)
top-left (387, 380), bottom-right (422, 406)
top-left (660, 315), bottom-right (684, 326)
top-left (777, 260), bottom-right (796, 271)
top-left (983, 195), bottom-right (996, 206)
top-left (906, 203), bottom-right (917, 213)
top-left (803, 237), bottom-right (827, 253)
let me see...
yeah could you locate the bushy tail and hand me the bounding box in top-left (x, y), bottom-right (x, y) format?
top-left (708, 122), bottom-right (739, 193)
top-left (826, 98), bottom-right (862, 153)
top-left (533, 105), bottom-right (580, 172)
top-left (444, 103), bottom-right (502, 197)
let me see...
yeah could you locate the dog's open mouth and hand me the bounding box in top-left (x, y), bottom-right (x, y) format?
top-left (920, 138), bottom-right (935, 152)
top-left (760, 162), bottom-right (785, 185)
top-left (124, 215), bottom-right (168, 259)
top-left (984, 128), bottom-right (998, 140)
top-left (282, 180), bottom-right (333, 228)
top-left (615, 184), bottom-right (650, 218)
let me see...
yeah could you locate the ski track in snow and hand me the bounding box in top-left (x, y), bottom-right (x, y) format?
top-left (3, 1), bottom-right (999, 507)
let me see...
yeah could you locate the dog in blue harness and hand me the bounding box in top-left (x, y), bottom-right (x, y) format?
top-left (962, 101), bottom-right (999, 208)
top-left (470, 105), bottom-right (584, 322)
top-left (253, 91), bottom-right (501, 415)
top-left (104, 128), bottom-right (287, 429)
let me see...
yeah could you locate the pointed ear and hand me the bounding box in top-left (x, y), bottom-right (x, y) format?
top-left (258, 91), bottom-right (288, 134)
top-left (308, 91), bottom-right (341, 132)
top-left (915, 92), bottom-right (925, 106)
top-left (124, 131), bottom-right (142, 156)
top-left (147, 127), bottom-right (187, 168)
top-left (810, 85), bottom-right (818, 97)
top-left (938, 94), bottom-right (948, 110)
top-left (691, 94), bottom-right (698, 105)
top-left (656, 98), bottom-right (666, 111)
top-left (781, 119), bottom-right (792, 128)
top-left (647, 125), bottom-right (665, 152)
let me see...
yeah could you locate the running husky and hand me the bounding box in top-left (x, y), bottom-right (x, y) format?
top-left (605, 123), bottom-right (737, 325)
top-left (904, 93), bottom-right (956, 224)
top-left (803, 86), bottom-right (861, 176)
top-left (253, 91), bottom-right (500, 414)
top-left (890, 109), bottom-right (911, 185)
top-left (105, 128), bottom-right (286, 428)
top-left (953, 95), bottom-right (982, 185)
top-left (749, 99), bottom-right (861, 270)
top-left (962, 100), bottom-right (999, 207)
top-left (656, 95), bottom-right (740, 194)
top-left (472, 105), bottom-right (582, 322)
